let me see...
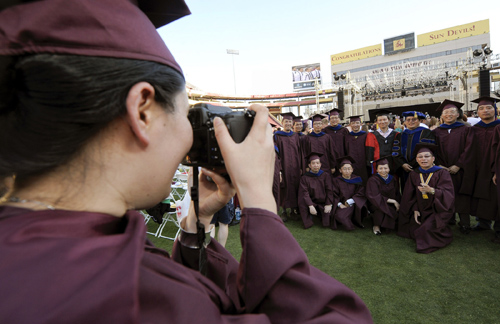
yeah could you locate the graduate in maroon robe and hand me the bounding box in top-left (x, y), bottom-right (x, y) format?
top-left (344, 115), bottom-right (370, 184)
top-left (323, 108), bottom-right (348, 159)
top-left (366, 156), bottom-right (401, 235)
top-left (432, 99), bottom-right (474, 233)
top-left (331, 156), bottom-right (368, 230)
top-left (297, 153), bottom-right (333, 229)
top-left (293, 115), bottom-right (304, 134)
top-left (273, 112), bottom-right (302, 221)
top-left (464, 96), bottom-right (500, 237)
top-left (0, 1), bottom-right (374, 323)
top-left (398, 144), bottom-right (455, 254)
top-left (492, 121), bottom-right (500, 243)
top-left (301, 114), bottom-right (337, 175)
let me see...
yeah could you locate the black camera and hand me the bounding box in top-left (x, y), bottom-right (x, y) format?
top-left (183, 103), bottom-right (255, 167)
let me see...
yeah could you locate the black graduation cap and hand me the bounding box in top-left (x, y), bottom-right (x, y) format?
top-left (305, 152), bottom-right (323, 163)
top-left (375, 109), bottom-right (392, 118)
top-left (328, 109), bottom-right (342, 116)
top-left (412, 143), bottom-right (438, 159)
top-left (348, 115), bottom-right (363, 123)
top-left (471, 96), bottom-right (499, 105)
top-left (436, 99), bottom-right (464, 117)
top-left (309, 114), bottom-right (324, 122)
top-left (373, 155), bottom-right (394, 171)
top-left (336, 155), bottom-right (356, 168)
top-left (280, 112), bottom-right (296, 121)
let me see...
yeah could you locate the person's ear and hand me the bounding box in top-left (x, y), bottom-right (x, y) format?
top-left (125, 82), bottom-right (156, 147)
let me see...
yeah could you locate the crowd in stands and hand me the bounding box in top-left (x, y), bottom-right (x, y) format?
top-left (273, 96), bottom-right (500, 253)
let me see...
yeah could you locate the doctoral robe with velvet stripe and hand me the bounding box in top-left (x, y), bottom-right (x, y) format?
top-left (397, 167), bottom-right (455, 254)
top-left (0, 206), bottom-right (373, 323)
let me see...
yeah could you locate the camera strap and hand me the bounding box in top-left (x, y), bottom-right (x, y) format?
top-left (191, 167), bottom-right (208, 276)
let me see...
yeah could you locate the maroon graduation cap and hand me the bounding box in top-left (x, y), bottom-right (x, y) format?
top-left (0, 0), bottom-right (190, 75)
top-left (436, 99), bottom-right (464, 117)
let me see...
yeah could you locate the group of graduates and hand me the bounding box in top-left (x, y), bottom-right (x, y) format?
top-left (273, 95), bottom-right (500, 254)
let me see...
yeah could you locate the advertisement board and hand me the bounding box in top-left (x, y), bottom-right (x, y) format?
top-left (417, 19), bottom-right (489, 47)
top-left (330, 44), bottom-right (382, 66)
top-left (384, 33), bottom-right (415, 55)
top-left (292, 63), bottom-right (321, 91)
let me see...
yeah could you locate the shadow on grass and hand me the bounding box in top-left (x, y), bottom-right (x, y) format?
top-left (149, 216), bottom-right (500, 324)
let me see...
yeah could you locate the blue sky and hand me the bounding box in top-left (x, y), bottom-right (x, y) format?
top-left (158, 0), bottom-right (500, 96)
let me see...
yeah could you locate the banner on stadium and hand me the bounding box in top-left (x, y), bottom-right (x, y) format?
top-left (292, 63), bottom-right (322, 91)
top-left (417, 19), bottom-right (489, 47)
top-left (384, 33), bottom-right (415, 55)
top-left (330, 44), bottom-right (382, 66)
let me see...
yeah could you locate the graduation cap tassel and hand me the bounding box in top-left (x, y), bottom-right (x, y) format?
top-left (191, 167), bottom-right (207, 276)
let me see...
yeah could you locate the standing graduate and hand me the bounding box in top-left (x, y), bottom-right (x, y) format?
top-left (465, 96), bottom-right (500, 237)
top-left (344, 115), bottom-right (369, 184)
top-left (432, 99), bottom-right (474, 233)
top-left (297, 153), bottom-right (333, 229)
top-left (301, 114), bottom-right (337, 174)
top-left (491, 108), bottom-right (500, 243)
top-left (293, 115), bottom-right (304, 134)
top-left (366, 110), bottom-right (399, 174)
top-left (273, 144), bottom-right (281, 213)
top-left (398, 144), bottom-right (455, 254)
top-left (392, 111), bottom-right (435, 192)
top-left (323, 108), bottom-right (348, 161)
top-left (273, 112), bottom-right (302, 221)
top-left (331, 156), bottom-right (368, 231)
top-left (366, 156), bottom-right (401, 235)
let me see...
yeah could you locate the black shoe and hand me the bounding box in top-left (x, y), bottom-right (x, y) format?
top-left (459, 225), bottom-right (471, 234)
top-left (471, 225), bottom-right (491, 231)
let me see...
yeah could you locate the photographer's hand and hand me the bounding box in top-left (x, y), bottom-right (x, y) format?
top-left (214, 104), bottom-right (277, 214)
top-left (183, 168), bottom-right (235, 234)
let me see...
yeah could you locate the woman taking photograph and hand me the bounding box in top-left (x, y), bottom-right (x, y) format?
top-left (0, 0), bottom-right (372, 323)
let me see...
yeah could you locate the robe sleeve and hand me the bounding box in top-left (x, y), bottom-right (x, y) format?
top-left (325, 173), bottom-right (333, 205)
top-left (238, 208), bottom-right (373, 323)
top-left (490, 125), bottom-right (500, 173)
top-left (327, 136), bottom-right (337, 170)
top-left (391, 132), bottom-right (405, 171)
top-left (366, 176), bottom-right (393, 216)
top-left (352, 184), bottom-right (367, 208)
top-left (400, 173), bottom-right (418, 215)
top-left (431, 170), bottom-right (455, 228)
top-left (365, 132), bottom-right (379, 171)
top-left (459, 127), bottom-right (478, 195)
top-left (299, 176), bottom-right (314, 207)
top-left (456, 126), bottom-right (473, 169)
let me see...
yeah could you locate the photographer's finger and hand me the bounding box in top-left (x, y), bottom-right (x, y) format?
top-left (201, 168), bottom-right (235, 196)
top-left (213, 116), bottom-right (235, 154)
top-left (247, 104), bottom-right (271, 138)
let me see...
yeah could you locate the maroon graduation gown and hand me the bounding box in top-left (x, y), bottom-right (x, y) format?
top-left (274, 131), bottom-right (301, 209)
top-left (397, 168), bottom-right (455, 254)
top-left (301, 132), bottom-right (337, 173)
top-left (297, 170), bottom-right (333, 228)
top-left (432, 124), bottom-right (474, 215)
top-left (273, 146), bottom-right (281, 212)
top-left (366, 174), bottom-right (401, 229)
top-left (323, 125), bottom-right (348, 159)
top-left (0, 206), bottom-right (373, 323)
top-left (492, 124), bottom-right (500, 213)
top-left (331, 176), bottom-right (367, 230)
top-left (465, 122), bottom-right (499, 219)
top-left (344, 131), bottom-right (369, 184)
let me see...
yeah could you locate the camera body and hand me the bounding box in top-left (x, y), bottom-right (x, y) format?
top-left (183, 103), bottom-right (255, 167)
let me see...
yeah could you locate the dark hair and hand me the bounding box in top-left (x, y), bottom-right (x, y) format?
top-left (0, 54), bottom-right (185, 187)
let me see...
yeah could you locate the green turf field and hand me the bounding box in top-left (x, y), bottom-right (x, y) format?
top-left (147, 215), bottom-right (500, 324)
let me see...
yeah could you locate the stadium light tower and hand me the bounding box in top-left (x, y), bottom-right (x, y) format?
top-left (227, 49), bottom-right (239, 95)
